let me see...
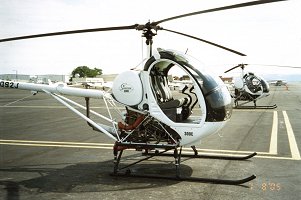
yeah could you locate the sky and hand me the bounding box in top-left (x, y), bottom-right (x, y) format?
top-left (0, 0), bottom-right (301, 79)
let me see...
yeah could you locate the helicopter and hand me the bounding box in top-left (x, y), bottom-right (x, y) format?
top-left (0, 0), bottom-right (287, 185)
top-left (224, 63), bottom-right (277, 109)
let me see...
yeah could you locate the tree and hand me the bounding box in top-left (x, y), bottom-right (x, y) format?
top-left (71, 66), bottom-right (102, 78)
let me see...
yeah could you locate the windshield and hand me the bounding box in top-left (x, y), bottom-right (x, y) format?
top-left (160, 49), bottom-right (232, 122)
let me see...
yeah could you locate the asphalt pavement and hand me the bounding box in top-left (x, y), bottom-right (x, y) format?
top-left (0, 83), bottom-right (300, 200)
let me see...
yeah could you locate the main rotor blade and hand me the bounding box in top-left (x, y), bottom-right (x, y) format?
top-left (251, 64), bottom-right (301, 69)
top-left (224, 65), bottom-right (240, 73)
top-left (0, 24), bottom-right (138, 43)
top-left (224, 64), bottom-right (247, 73)
top-left (153, 0), bottom-right (287, 25)
top-left (162, 28), bottom-right (246, 56)
top-left (224, 64), bottom-right (301, 73)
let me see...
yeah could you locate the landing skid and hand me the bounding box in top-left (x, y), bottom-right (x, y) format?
top-left (112, 171), bottom-right (256, 185)
top-left (235, 104), bottom-right (277, 109)
top-left (111, 143), bottom-right (256, 185)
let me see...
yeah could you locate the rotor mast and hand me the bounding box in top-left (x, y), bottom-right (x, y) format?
top-left (240, 64), bottom-right (246, 78)
top-left (137, 22), bottom-right (159, 58)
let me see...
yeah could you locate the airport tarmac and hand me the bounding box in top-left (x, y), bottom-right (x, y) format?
top-left (0, 83), bottom-right (300, 200)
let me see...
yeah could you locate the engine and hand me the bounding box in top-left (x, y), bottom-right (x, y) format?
top-left (118, 109), bottom-right (180, 144)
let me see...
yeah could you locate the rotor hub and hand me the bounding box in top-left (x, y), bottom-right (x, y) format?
top-left (136, 22), bottom-right (162, 45)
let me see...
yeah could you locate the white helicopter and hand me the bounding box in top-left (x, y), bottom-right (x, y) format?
top-left (224, 64), bottom-right (277, 109)
top-left (0, 0), bottom-right (286, 185)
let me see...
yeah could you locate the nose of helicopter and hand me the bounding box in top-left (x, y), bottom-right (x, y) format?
top-left (204, 85), bottom-right (233, 122)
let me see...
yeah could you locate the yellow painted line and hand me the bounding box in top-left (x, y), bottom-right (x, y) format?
top-left (0, 142), bottom-right (113, 149)
top-left (0, 139), bottom-right (113, 146)
top-left (255, 155), bottom-right (300, 161)
top-left (0, 105), bottom-right (124, 109)
top-left (283, 111), bottom-right (301, 159)
top-left (1, 139), bottom-right (291, 160)
top-left (269, 111), bottom-right (278, 154)
top-left (1, 139), bottom-right (272, 155)
top-left (180, 151), bottom-right (251, 157)
top-left (1, 142), bottom-right (297, 160)
top-left (182, 147), bottom-right (273, 155)
top-left (0, 105), bottom-right (275, 112)
top-left (1, 139), bottom-right (274, 154)
top-left (180, 151), bottom-right (300, 161)
top-left (233, 109), bottom-right (274, 113)
top-left (0, 105), bottom-right (68, 108)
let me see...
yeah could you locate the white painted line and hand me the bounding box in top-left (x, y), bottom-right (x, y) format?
top-left (283, 111), bottom-right (301, 159)
top-left (3, 94), bottom-right (33, 106)
top-left (269, 111), bottom-right (278, 154)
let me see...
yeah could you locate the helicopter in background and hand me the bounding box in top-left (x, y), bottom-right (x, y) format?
top-left (0, 0), bottom-right (287, 185)
top-left (224, 64), bottom-right (277, 109)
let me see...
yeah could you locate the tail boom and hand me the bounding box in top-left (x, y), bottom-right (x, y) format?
top-left (0, 80), bottom-right (104, 99)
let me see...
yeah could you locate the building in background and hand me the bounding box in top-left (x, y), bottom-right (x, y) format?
top-left (219, 76), bottom-right (233, 84)
top-left (0, 74), bottom-right (70, 83)
top-left (0, 74), bottom-right (30, 82)
top-left (99, 74), bottom-right (118, 82)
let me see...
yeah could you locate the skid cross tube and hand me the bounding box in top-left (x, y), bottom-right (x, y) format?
top-left (112, 143), bottom-right (175, 175)
top-left (111, 144), bottom-right (256, 185)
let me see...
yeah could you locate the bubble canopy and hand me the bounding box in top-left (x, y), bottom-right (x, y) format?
top-left (144, 49), bottom-right (232, 122)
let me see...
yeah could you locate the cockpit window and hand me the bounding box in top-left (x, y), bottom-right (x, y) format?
top-left (161, 50), bottom-right (232, 122)
top-left (145, 49), bottom-right (232, 122)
